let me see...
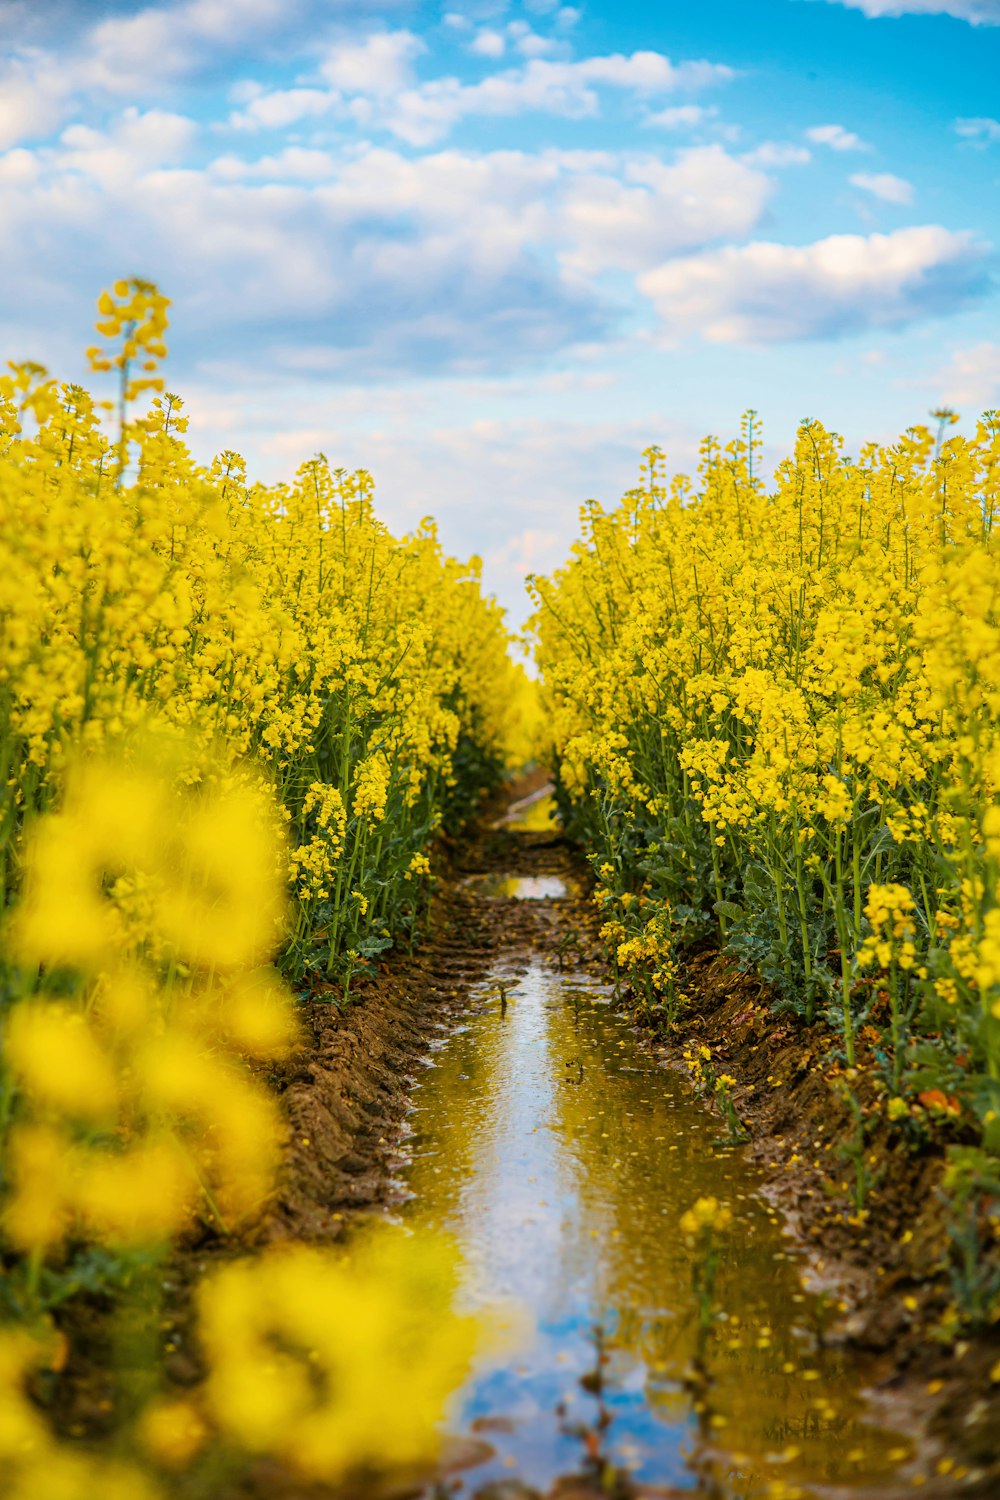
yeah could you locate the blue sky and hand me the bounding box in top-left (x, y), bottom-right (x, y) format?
top-left (1, 0), bottom-right (998, 627)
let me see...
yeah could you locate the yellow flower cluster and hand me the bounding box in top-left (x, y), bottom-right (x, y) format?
top-left (0, 280), bottom-right (525, 1492)
top-left (0, 1326), bottom-right (162, 1500)
top-left (288, 781), bottom-right (347, 902)
top-left (196, 1230), bottom-right (484, 1481)
top-left (607, 900), bottom-right (682, 1015)
top-left (0, 279), bottom-right (534, 987)
top-left (857, 883), bottom-right (919, 972)
top-left (0, 745), bottom-right (499, 1493)
top-left (532, 408), bottom-right (1000, 1133)
top-left (87, 278), bottom-right (170, 416)
top-left (4, 748), bottom-right (295, 1250)
top-left (679, 1195), bottom-right (733, 1239)
top-left (0, 1230), bottom-right (491, 1495)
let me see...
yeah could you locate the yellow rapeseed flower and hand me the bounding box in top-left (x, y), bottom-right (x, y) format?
top-left (198, 1230), bottom-right (488, 1481)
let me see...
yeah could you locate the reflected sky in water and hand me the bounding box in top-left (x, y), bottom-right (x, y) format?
top-left (403, 957), bottom-right (910, 1497)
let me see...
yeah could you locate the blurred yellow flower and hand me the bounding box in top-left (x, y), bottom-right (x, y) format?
top-left (680, 1195), bottom-right (733, 1239)
top-left (5, 1003), bottom-right (118, 1122)
top-left (155, 778), bottom-right (289, 970)
top-left (10, 763), bottom-right (168, 969)
top-left (198, 1230), bottom-right (487, 1481)
top-left (138, 1398), bottom-right (209, 1469)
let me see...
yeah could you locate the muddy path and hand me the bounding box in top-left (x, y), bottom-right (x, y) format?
top-left (266, 786), bottom-right (587, 1249)
top-left (253, 784), bottom-right (997, 1500)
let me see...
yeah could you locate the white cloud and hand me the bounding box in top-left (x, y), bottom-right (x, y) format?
top-left (644, 104), bottom-right (716, 129)
top-left (806, 122), bottom-right (871, 151)
top-left (579, 52), bottom-right (734, 90)
top-left (487, 526), bottom-right (561, 578)
top-left (78, 9), bottom-right (196, 89)
top-left (850, 170), bottom-right (914, 204)
top-left (385, 51), bottom-right (736, 146)
top-left (319, 31), bottom-right (425, 97)
top-left (556, 146), bottom-right (772, 276)
top-left (0, 53), bottom-right (68, 150)
top-left (954, 116), bottom-right (1000, 143)
top-left (462, 20), bottom-right (566, 60)
top-left (741, 141), bottom-right (812, 166)
top-left (58, 108), bottom-right (198, 189)
top-left (0, 141), bottom-right (615, 379)
top-left (0, 0), bottom-right (300, 148)
top-left (470, 29), bottom-right (506, 58)
top-left (0, 148), bottom-right (39, 186)
top-left (934, 342), bottom-right (1000, 408)
top-left (79, 0), bottom-right (293, 92)
top-left (229, 88), bottom-right (336, 132)
top-left (506, 20), bottom-right (562, 58)
top-left (0, 122), bottom-right (781, 384)
top-left (515, 34), bottom-right (559, 58)
top-left (638, 225), bottom-right (990, 343)
top-left (0, 14), bottom-right (734, 159)
top-left (315, 145), bottom-right (563, 221)
top-left (211, 147), bottom-right (336, 181)
top-left (815, 0), bottom-right (999, 21)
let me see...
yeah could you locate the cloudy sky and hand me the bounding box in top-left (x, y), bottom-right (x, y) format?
top-left (1, 0), bottom-right (998, 627)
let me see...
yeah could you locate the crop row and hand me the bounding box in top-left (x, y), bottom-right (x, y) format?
top-left (531, 409), bottom-right (1000, 1319)
top-left (0, 282), bottom-right (520, 1494)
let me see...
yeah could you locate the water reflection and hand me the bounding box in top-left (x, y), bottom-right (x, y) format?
top-left (404, 960), bottom-right (909, 1496)
top-left (461, 873), bottom-right (571, 900)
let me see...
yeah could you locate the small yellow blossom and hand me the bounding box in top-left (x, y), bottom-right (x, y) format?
top-left (679, 1196), bottom-right (733, 1238)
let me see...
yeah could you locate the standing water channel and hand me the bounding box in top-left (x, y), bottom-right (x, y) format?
top-left (398, 796), bottom-right (911, 1500)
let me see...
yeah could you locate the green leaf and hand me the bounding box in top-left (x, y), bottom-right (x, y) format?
top-left (714, 900), bottom-right (744, 922)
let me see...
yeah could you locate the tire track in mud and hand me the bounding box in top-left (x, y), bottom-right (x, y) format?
top-left (265, 802), bottom-right (598, 1247)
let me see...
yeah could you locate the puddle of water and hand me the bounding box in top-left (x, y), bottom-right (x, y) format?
top-left (462, 873), bottom-right (571, 900)
top-left (403, 960), bottom-right (910, 1497)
